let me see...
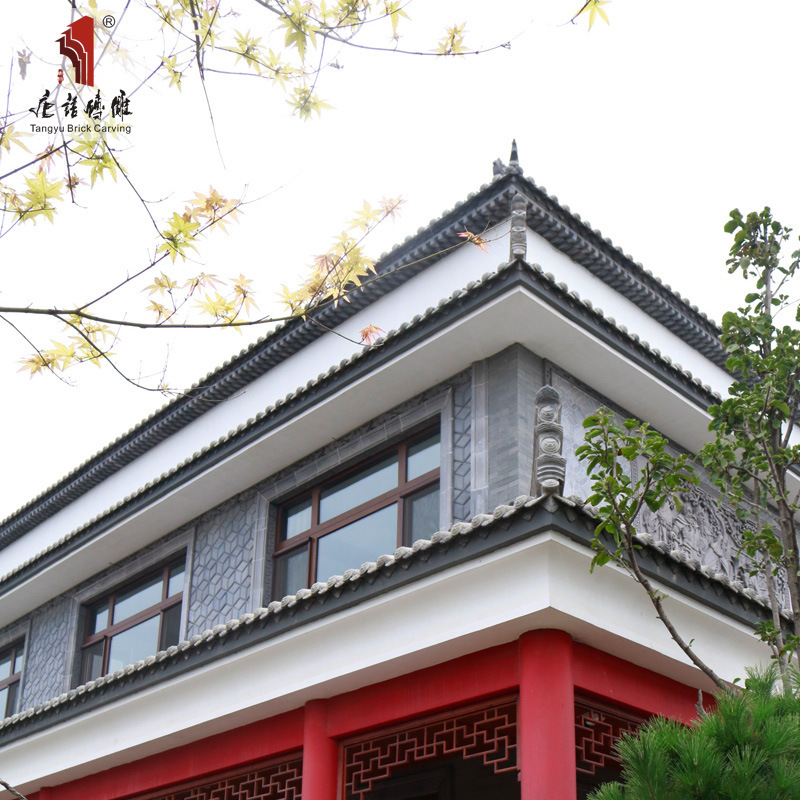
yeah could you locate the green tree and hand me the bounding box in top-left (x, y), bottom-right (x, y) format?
top-left (589, 668), bottom-right (800, 800)
top-left (577, 207), bottom-right (800, 688)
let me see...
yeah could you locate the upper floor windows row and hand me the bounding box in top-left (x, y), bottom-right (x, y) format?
top-left (273, 430), bottom-right (441, 599)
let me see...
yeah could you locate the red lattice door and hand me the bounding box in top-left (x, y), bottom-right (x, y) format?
top-left (342, 700), bottom-right (518, 800)
top-left (575, 699), bottom-right (647, 799)
top-left (142, 756), bottom-right (303, 800)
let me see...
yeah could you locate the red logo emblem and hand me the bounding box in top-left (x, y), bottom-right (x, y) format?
top-left (57, 16), bottom-right (95, 87)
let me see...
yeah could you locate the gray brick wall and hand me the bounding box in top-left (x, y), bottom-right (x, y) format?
top-left (452, 377), bottom-right (472, 522)
top-left (486, 345), bottom-right (544, 508)
top-left (187, 492), bottom-right (260, 635)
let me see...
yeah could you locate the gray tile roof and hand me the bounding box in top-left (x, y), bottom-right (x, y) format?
top-left (0, 159), bottom-right (728, 549)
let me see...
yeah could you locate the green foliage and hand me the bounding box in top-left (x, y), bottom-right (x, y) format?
top-left (589, 669), bottom-right (800, 800)
top-left (576, 408), bottom-right (698, 571)
top-left (580, 206), bottom-right (800, 668)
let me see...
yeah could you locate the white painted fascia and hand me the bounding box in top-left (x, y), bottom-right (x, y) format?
top-left (525, 228), bottom-right (732, 396)
top-left (0, 282), bottom-right (729, 625)
top-left (0, 530), bottom-right (770, 798)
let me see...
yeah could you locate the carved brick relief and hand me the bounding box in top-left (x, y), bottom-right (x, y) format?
top-left (638, 486), bottom-right (789, 607)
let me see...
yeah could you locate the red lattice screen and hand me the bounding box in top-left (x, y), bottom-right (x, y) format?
top-left (147, 757), bottom-right (303, 800)
top-left (343, 700), bottom-right (518, 800)
top-left (575, 701), bottom-right (646, 776)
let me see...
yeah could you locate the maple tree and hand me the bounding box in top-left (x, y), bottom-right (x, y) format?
top-left (0, 0), bottom-right (609, 392)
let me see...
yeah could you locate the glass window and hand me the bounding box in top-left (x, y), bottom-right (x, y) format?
top-left (407, 433), bottom-right (440, 480)
top-left (405, 485), bottom-right (440, 542)
top-left (80, 558), bottom-right (185, 683)
top-left (274, 547), bottom-right (310, 599)
top-left (0, 641), bottom-right (24, 718)
top-left (112, 574), bottom-right (162, 624)
top-left (274, 429), bottom-right (440, 598)
top-left (284, 497), bottom-right (313, 540)
top-left (320, 455), bottom-right (398, 523)
top-left (317, 504), bottom-right (398, 581)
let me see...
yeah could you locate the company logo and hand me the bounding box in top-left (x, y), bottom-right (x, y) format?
top-left (57, 16), bottom-right (94, 87)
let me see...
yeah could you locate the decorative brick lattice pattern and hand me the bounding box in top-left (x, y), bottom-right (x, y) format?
top-left (452, 377), bottom-right (472, 522)
top-left (343, 702), bottom-right (517, 800)
top-left (150, 758), bottom-right (302, 800)
top-left (188, 493), bottom-right (259, 635)
top-left (575, 702), bottom-right (645, 776)
top-left (18, 596), bottom-right (71, 707)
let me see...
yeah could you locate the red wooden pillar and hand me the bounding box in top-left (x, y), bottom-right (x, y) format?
top-left (301, 698), bottom-right (339, 800)
top-left (518, 630), bottom-right (576, 800)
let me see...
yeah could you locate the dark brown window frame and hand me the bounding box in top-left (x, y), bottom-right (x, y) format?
top-left (274, 429), bottom-right (441, 595)
top-left (0, 641), bottom-right (23, 718)
top-left (81, 559), bottom-right (185, 681)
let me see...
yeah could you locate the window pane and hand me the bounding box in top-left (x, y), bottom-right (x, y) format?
top-left (274, 547), bottom-right (309, 598)
top-left (160, 604), bottom-right (182, 650)
top-left (11, 647), bottom-right (20, 675)
top-left (316, 504), bottom-right (397, 580)
top-left (284, 497), bottom-right (312, 540)
top-left (405, 485), bottom-right (440, 544)
top-left (80, 641), bottom-right (104, 684)
top-left (0, 688), bottom-right (7, 719)
top-left (407, 433), bottom-right (440, 480)
top-left (108, 616), bottom-right (160, 673)
top-left (5, 682), bottom-right (18, 717)
top-left (320, 456), bottom-right (397, 522)
top-left (113, 575), bottom-right (163, 624)
top-left (167, 563), bottom-right (185, 597)
top-left (88, 601), bottom-right (110, 635)
top-left (0, 651), bottom-right (11, 681)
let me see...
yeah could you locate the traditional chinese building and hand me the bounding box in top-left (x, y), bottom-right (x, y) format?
top-left (0, 147), bottom-right (773, 800)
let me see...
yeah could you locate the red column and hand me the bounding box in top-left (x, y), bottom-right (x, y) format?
top-left (518, 630), bottom-right (576, 800)
top-left (301, 698), bottom-right (339, 800)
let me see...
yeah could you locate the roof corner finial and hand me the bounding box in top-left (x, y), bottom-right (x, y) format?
top-left (492, 140), bottom-right (523, 179)
top-left (508, 139), bottom-right (523, 175)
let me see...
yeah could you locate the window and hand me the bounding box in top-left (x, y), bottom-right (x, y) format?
top-left (274, 430), bottom-right (441, 598)
top-left (80, 559), bottom-right (185, 683)
top-left (0, 641), bottom-right (23, 718)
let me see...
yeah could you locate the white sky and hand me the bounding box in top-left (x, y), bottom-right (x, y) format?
top-left (1, 0), bottom-right (799, 520)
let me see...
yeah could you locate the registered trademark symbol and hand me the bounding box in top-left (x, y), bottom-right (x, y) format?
top-left (103, 15), bottom-right (116, 28)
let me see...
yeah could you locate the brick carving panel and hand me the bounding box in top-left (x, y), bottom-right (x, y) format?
top-left (575, 701), bottom-right (645, 776)
top-left (19, 596), bottom-right (71, 708)
top-left (188, 492), bottom-right (260, 635)
top-left (343, 701), bottom-right (517, 800)
top-left (452, 377), bottom-right (472, 522)
top-left (150, 757), bottom-right (302, 800)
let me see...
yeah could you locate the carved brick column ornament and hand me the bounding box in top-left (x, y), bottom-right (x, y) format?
top-left (510, 192), bottom-right (527, 261)
top-left (531, 386), bottom-right (566, 498)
